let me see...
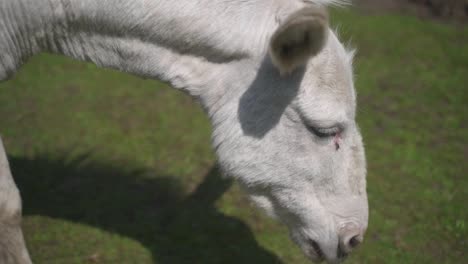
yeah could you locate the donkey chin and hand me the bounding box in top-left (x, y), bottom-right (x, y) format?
top-left (246, 189), bottom-right (368, 263)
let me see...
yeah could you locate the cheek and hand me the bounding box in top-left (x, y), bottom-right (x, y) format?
top-left (273, 189), bottom-right (327, 224)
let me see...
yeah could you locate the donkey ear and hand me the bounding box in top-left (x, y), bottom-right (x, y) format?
top-left (269, 6), bottom-right (329, 75)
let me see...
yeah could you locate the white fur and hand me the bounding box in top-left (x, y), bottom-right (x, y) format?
top-left (0, 138), bottom-right (32, 264)
top-left (0, 0), bottom-right (367, 263)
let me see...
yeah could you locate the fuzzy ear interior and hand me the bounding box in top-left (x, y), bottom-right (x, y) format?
top-left (269, 6), bottom-right (329, 75)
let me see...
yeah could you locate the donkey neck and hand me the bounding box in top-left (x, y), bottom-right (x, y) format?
top-left (1, 0), bottom-right (311, 109)
top-left (0, 0), bottom-right (302, 75)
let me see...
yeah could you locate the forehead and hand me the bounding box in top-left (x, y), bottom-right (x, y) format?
top-left (296, 30), bottom-right (356, 123)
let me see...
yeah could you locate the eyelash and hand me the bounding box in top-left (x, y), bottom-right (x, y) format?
top-left (306, 125), bottom-right (342, 138)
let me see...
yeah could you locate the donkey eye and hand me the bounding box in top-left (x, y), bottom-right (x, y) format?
top-left (307, 125), bottom-right (341, 138)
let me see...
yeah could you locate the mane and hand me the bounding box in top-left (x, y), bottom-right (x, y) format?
top-left (303, 0), bottom-right (351, 6)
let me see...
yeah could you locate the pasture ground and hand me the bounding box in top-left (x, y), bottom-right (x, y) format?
top-left (0, 6), bottom-right (467, 264)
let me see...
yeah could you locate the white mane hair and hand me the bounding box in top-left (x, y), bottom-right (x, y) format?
top-left (304, 0), bottom-right (351, 7)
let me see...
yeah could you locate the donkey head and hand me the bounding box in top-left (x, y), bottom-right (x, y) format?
top-left (210, 4), bottom-right (368, 263)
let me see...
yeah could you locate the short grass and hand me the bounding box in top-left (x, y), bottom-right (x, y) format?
top-left (0, 8), bottom-right (466, 264)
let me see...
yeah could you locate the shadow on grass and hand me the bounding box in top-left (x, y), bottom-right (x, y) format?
top-left (9, 153), bottom-right (282, 264)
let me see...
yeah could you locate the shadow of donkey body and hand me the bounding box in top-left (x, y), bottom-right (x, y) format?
top-left (10, 154), bottom-right (282, 263)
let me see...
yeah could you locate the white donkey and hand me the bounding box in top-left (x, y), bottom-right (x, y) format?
top-left (0, 0), bottom-right (368, 263)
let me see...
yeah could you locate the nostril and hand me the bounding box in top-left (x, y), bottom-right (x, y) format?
top-left (349, 235), bottom-right (361, 248)
top-left (341, 233), bottom-right (362, 254)
top-left (339, 224), bottom-right (363, 254)
top-left (307, 239), bottom-right (325, 259)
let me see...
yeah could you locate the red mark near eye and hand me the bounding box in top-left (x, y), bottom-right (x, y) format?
top-left (334, 132), bottom-right (341, 151)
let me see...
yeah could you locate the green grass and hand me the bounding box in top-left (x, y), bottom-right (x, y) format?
top-left (0, 8), bottom-right (467, 264)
